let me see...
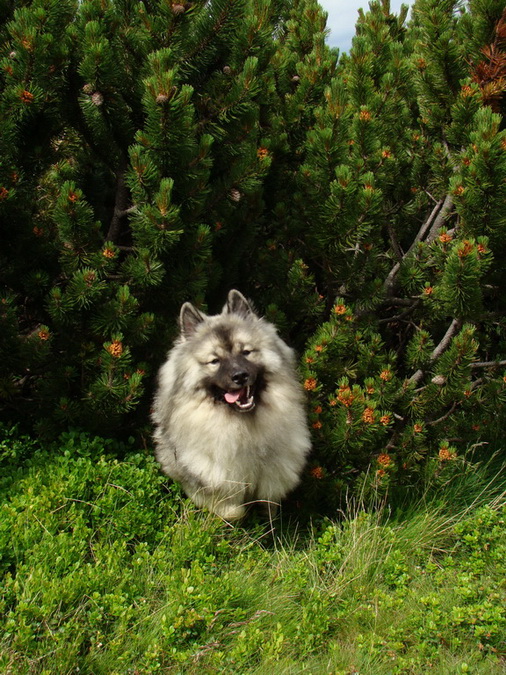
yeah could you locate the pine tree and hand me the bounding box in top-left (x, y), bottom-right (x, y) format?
top-left (244, 0), bottom-right (336, 336)
top-left (1, 0), bottom-right (505, 511)
top-left (0, 0), bottom-right (323, 434)
top-left (285, 0), bottom-right (506, 507)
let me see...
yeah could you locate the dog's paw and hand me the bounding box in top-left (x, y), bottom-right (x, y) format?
top-left (212, 502), bottom-right (246, 522)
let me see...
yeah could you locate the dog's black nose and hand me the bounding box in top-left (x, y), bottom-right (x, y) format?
top-left (231, 371), bottom-right (249, 385)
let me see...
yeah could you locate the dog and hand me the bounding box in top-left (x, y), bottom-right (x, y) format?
top-left (152, 290), bottom-right (311, 521)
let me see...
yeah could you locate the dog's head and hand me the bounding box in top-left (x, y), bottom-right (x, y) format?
top-left (178, 290), bottom-right (283, 412)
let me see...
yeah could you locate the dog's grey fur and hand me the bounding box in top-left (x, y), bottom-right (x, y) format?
top-left (152, 290), bottom-right (311, 520)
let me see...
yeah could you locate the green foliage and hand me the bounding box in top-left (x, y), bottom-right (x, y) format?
top-left (1, 429), bottom-right (505, 674)
top-left (274, 0), bottom-right (506, 506)
top-left (1, 0), bottom-right (322, 433)
top-left (1, 0), bottom-right (506, 505)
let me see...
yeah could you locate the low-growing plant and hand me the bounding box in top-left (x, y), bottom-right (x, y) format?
top-left (0, 428), bottom-right (505, 674)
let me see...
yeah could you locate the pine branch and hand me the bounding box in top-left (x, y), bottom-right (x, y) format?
top-left (425, 359), bottom-right (504, 426)
top-left (378, 299), bottom-right (420, 324)
top-left (387, 222), bottom-right (403, 261)
top-left (383, 194), bottom-right (454, 295)
top-left (471, 359), bottom-right (506, 369)
top-left (354, 297), bottom-right (418, 320)
top-left (185, 5), bottom-right (231, 68)
top-left (408, 318), bottom-right (462, 385)
top-left (106, 157), bottom-right (130, 244)
top-left (427, 401), bottom-right (458, 426)
top-left (424, 193), bottom-right (454, 244)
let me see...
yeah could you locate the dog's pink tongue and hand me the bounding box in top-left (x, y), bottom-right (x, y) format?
top-left (224, 390), bottom-right (242, 404)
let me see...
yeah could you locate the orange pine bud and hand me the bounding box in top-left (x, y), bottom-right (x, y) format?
top-left (310, 466), bottom-right (324, 479)
top-left (304, 378), bottom-right (317, 391)
top-left (439, 232), bottom-right (452, 244)
top-left (20, 90), bottom-right (34, 104)
top-left (107, 341), bottom-right (123, 358)
top-left (362, 407), bottom-right (375, 424)
top-left (377, 453), bottom-right (392, 467)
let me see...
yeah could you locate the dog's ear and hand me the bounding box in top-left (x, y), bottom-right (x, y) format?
top-left (225, 289), bottom-right (255, 318)
top-left (180, 302), bottom-right (205, 338)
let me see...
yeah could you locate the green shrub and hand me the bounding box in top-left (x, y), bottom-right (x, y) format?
top-left (1, 0), bottom-right (506, 504)
top-left (290, 1), bottom-right (506, 506)
top-left (0, 0), bottom-right (333, 435)
top-left (1, 428), bottom-right (505, 674)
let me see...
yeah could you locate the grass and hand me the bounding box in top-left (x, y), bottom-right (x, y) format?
top-left (0, 427), bottom-right (505, 674)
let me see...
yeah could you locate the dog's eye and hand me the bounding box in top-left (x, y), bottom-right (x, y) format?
top-left (209, 357), bottom-right (220, 365)
top-left (242, 350), bottom-right (252, 356)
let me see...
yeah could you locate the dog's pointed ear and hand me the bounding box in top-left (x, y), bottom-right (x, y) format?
top-left (225, 289), bottom-right (255, 318)
top-left (180, 302), bottom-right (205, 339)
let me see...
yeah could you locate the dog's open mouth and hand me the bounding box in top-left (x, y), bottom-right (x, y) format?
top-left (223, 385), bottom-right (255, 412)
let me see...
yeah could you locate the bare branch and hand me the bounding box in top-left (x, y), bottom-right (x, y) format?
top-left (383, 195), bottom-right (453, 295)
top-left (378, 299), bottom-right (420, 324)
top-left (387, 222), bottom-right (403, 260)
top-left (409, 198), bottom-right (448, 251)
top-left (427, 402), bottom-right (458, 427)
top-left (409, 318), bottom-right (462, 385)
top-left (471, 359), bottom-right (506, 369)
top-left (425, 193), bottom-right (454, 244)
top-left (106, 157), bottom-right (130, 243)
top-left (383, 262), bottom-right (401, 297)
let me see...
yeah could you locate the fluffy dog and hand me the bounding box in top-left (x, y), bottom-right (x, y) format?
top-left (152, 290), bottom-right (311, 520)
